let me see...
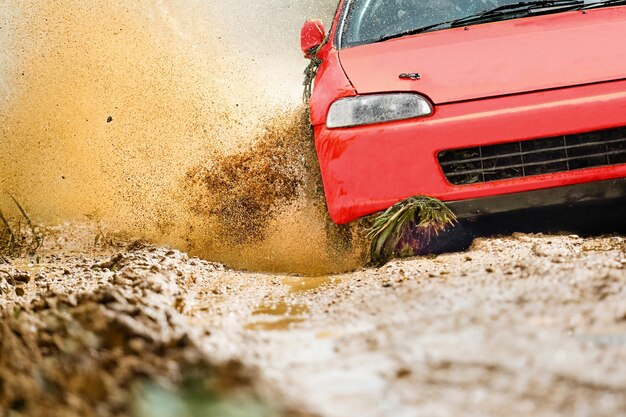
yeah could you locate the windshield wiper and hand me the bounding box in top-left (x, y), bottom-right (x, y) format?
top-left (580, 0), bottom-right (626, 9)
top-left (373, 0), bottom-right (583, 43)
top-left (450, 0), bottom-right (584, 26)
top-left (461, 0), bottom-right (581, 16)
top-left (372, 19), bottom-right (462, 43)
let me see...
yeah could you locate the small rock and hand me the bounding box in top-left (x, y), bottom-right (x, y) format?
top-left (45, 297), bottom-right (58, 309)
top-left (127, 240), bottom-right (147, 251)
top-left (128, 338), bottom-right (146, 354)
top-left (59, 293), bottom-right (78, 307)
top-left (14, 273), bottom-right (31, 284)
top-left (174, 297), bottom-right (185, 312)
top-left (15, 287), bottom-right (25, 297)
top-left (95, 254), bottom-right (124, 270)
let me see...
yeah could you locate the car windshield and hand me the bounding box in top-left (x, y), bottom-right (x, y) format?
top-left (340, 0), bottom-right (582, 47)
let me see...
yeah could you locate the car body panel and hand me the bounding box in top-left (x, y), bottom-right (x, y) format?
top-left (309, 49), bottom-right (356, 127)
top-left (314, 79), bottom-right (626, 224)
top-left (338, 7), bottom-right (626, 104)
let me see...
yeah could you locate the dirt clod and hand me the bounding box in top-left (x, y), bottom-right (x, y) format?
top-left (13, 272), bottom-right (30, 283)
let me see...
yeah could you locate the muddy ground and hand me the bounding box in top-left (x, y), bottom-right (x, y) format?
top-left (1, 224), bottom-right (625, 417)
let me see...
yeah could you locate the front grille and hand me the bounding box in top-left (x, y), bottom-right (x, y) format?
top-left (438, 127), bottom-right (626, 185)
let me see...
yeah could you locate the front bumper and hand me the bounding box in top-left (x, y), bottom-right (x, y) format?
top-left (448, 177), bottom-right (626, 219)
top-left (314, 79), bottom-right (626, 224)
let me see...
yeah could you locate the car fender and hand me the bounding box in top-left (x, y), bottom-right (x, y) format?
top-left (309, 48), bottom-right (356, 127)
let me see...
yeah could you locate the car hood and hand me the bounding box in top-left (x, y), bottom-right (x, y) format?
top-left (338, 7), bottom-right (626, 104)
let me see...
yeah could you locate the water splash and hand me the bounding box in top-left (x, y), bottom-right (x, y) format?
top-left (0, 0), bottom-right (366, 275)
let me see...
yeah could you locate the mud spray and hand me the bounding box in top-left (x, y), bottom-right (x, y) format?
top-left (0, 0), bottom-right (366, 275)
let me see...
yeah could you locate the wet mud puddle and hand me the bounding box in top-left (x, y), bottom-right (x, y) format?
top-left (245, 276), bottom-right (337, 331)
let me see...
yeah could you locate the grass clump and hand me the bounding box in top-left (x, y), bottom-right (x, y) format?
top-left (368, 196), bottom-right (457, 265)
top-left (0, 196), bottom-right (43, 256)
top-left (134, 379), bottom-right (274, 417)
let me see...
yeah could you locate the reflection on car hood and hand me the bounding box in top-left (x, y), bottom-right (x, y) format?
top-left (338, 7), bottom-right (626, 104)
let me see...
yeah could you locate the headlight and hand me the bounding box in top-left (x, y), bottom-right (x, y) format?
top-left (326, 93), bottom-right (433, 129)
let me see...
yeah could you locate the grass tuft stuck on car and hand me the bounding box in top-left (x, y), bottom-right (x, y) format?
top-left (368, 196), bottom-right (456, 265)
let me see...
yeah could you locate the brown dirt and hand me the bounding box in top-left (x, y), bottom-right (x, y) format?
top-left (181, 107), bottom-right (367, 276)
top-left (0, 226), bottom-right (307, 417)
top-left (184, 108), bottom-right (319, 245)
top-left (1, 225), bottom-right (625, 416)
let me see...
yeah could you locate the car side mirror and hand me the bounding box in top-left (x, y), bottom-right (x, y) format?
top-left (301, 19), bottom-right (326, 59)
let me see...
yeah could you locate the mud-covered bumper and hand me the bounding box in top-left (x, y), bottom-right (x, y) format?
top-left (447, 177), bottom-right (626, 219)
top-left (314, 80), bottom-right (626, 224)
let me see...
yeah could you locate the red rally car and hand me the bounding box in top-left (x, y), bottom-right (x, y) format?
top-left (301, 0), bottom-right (626, 225)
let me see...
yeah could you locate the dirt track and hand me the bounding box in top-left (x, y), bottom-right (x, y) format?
top-left (1, 224), bottom-right (626, 416)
